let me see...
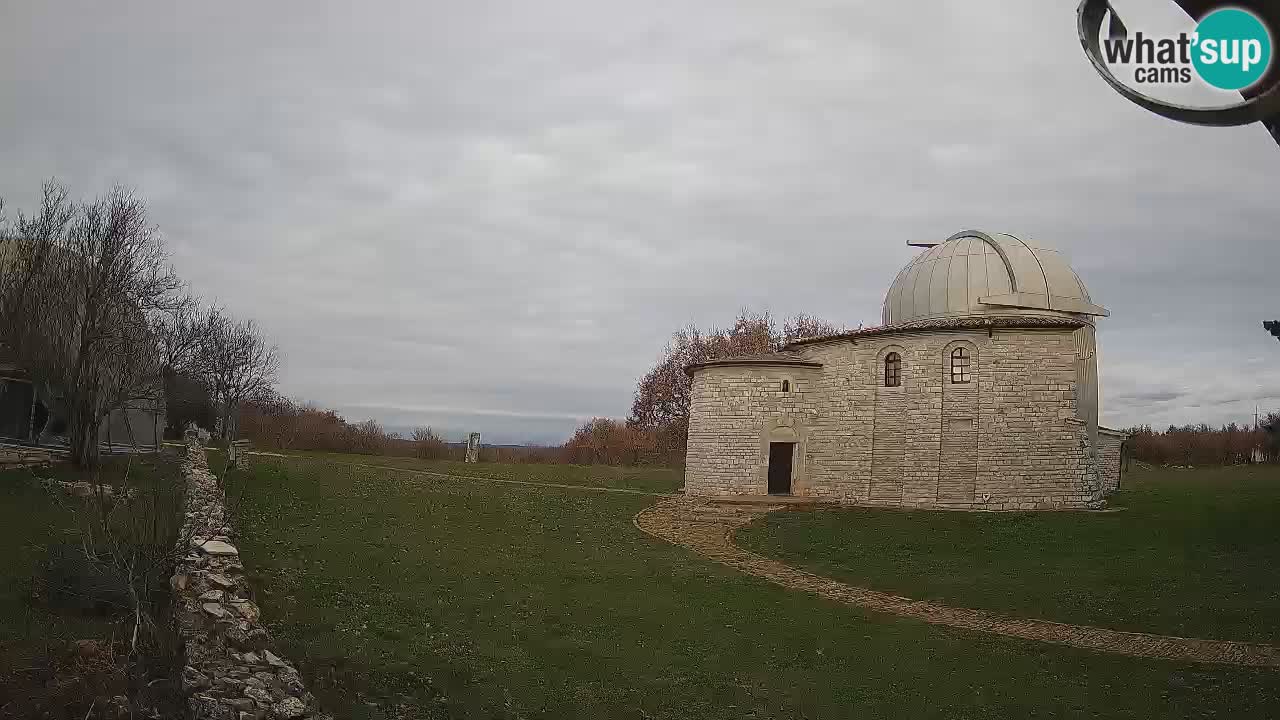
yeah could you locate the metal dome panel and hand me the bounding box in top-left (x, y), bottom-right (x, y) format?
top-left (882, 230), bottom-right (1108, 326)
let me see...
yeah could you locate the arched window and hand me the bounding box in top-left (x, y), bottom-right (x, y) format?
top-left (781, 379), bottom-right (791, 393)
top-left (884, 352), bottom-right (901, 387)
top-left (951, 347), bottom-right (971, 384)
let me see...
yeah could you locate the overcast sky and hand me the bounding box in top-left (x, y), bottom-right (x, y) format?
top-left (1, 0), bottom-right (1276, 444)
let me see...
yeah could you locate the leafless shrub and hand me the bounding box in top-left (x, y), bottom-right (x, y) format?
top-left (562, 417), bottom-right (673, 466)
top-left (238, 397), bottom-right (402, 455)
top-left (627, 309), bottom-right (843, 459)
top-left (411, 426), bottom-right (449, 459)
top-left (36, 454), bottom-right (190, 718)
top-left (1127, 417), bottom-right (1278, 466)
top-left (203, 310), bottom-right (279, 441)
top-left (346, 419), bottom-right (390, 454)
top-left (149, 293), bottom-right (223, 439)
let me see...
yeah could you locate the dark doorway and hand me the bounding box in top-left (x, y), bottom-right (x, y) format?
top-left (0, 380), bottom-right (33, 440)
top-left (767, 442), bottom-right (794, 495)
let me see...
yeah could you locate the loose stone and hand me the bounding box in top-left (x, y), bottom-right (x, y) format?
top-left (272, 696), bottom-right (306, 719)
top-left (201, 539), bottom-right (240, 556)
top-left (208, 573), bottom-right (236, 589)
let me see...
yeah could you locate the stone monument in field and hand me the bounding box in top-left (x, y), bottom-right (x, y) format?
top-left (464, 432), bottom-right (481, 463)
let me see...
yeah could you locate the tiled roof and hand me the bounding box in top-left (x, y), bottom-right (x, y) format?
top-left (685, 352), bottom-right (823, 376)
top-left (783, 314), bottom-right (1087, 349)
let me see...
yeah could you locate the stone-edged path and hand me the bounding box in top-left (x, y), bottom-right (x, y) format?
top-left (634, 497), bottom-right (1280, 668)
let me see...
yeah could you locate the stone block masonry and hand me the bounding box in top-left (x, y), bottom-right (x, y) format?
top-left (173, 433), bottom-right (331, 720)
top-left (685, 327), bottom-right (1123, 509)
top-left (1098, 427), bottom-right (1127, 493)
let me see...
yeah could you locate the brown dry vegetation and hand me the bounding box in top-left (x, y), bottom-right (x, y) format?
top-left (1127, 416), bottom-right (1279, 466)
top-left (237, 310), bottom-right (843, 468)
top-left (238, 395), bottom-right (683, 467)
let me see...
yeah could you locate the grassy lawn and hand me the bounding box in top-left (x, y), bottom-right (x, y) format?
top-left (0, 465), bottom-right (107, 653)
top-left (226, 456), bottom-right (1280, 719)
top-left (283, 451), bottom-right (684, 494)
top-left (0, 453), bottom-right (176, 646)
top-left (0, 453), bottom-right (182, 717)
top-left (737, 464), bottom-right (1280, 644)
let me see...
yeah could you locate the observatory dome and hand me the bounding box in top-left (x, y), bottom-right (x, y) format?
top-left (881, 230), bottom-right (1108, 327)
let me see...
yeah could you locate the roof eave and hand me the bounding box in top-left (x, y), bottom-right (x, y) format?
top-left (684, 358), bottom-right (824, 377)
top-left (782, 314), bottom-right (1089, 350)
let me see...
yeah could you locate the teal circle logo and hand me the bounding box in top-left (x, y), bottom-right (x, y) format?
top-left (1192, 8), bottom-right (1272, 90)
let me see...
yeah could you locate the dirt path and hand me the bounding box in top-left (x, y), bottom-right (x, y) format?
top-left (634, 497), bottom-right (1280, 668)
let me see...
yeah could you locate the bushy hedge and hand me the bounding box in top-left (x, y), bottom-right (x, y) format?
top-left (1127, 417), bottom-right (1279, 466)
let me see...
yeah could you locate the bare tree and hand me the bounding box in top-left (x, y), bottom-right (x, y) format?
top-left (411, 425), bottom-right (449, 459)
top-left (628, 310), bottom-right (844, 457)
top-left (153, 293), bottom-right (220, 437)
top-left (783, 312), bottom-right (846, 344)
top-left (203, 310), bottom-right (279, 441)
top-left (154, 292), bottom-right (216, 377)
top-left (0, 182), bottom-right (181, 468)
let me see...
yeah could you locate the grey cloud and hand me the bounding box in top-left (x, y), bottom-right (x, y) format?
top-left (1111, 389), bottom-right (1190, 404)
top-left (1, 0), bottom-right (1277, 442)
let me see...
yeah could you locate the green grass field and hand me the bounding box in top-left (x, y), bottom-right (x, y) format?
top-left (0, 454), bottom-right (177, 647)
top-left (225, 455), bottom-right (1280, 719)
top-left (0, 466), bottom-right (104, 654)
top-left (0, 453), bottom-right (182, 716)
top-left (291, 451), bottom-right (685, 494)
top-left (737, 463), bottom-right (1280, 644)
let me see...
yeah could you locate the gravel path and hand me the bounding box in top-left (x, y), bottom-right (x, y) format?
top-left (634, 497), bottom-right (1280, 668)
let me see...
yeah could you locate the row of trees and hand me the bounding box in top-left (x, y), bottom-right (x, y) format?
top-left (235, 397), bottom-right (680, 466)
top-left (0, 182), bottom-right (279, 468)
top-left (238, 395), bottom-right (398, 455)
top-left (561, 417), bottom-right (676, 466)
top-left (1126, 418), bottom-right (1280, 466)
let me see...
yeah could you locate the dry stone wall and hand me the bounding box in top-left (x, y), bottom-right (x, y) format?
top-left (0, 446), bottom-right (53, 470)
top-left (173, 435), bottom-right (330, 720)
top-left (686, 327), bottom-right (1120, 509)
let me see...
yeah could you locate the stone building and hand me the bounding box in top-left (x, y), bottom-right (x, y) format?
top-left (684, 230), bottom-right (1126, 510)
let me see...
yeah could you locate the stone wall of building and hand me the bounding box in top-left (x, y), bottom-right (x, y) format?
top-left (173, 436), bottom-right (330, 720)
top-left (1098, 426), bottom-right (1127, 493)
top-left (686, 327), bottom-right (1105, 509)
top-left (684, 365), bottom-right (821, 496)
